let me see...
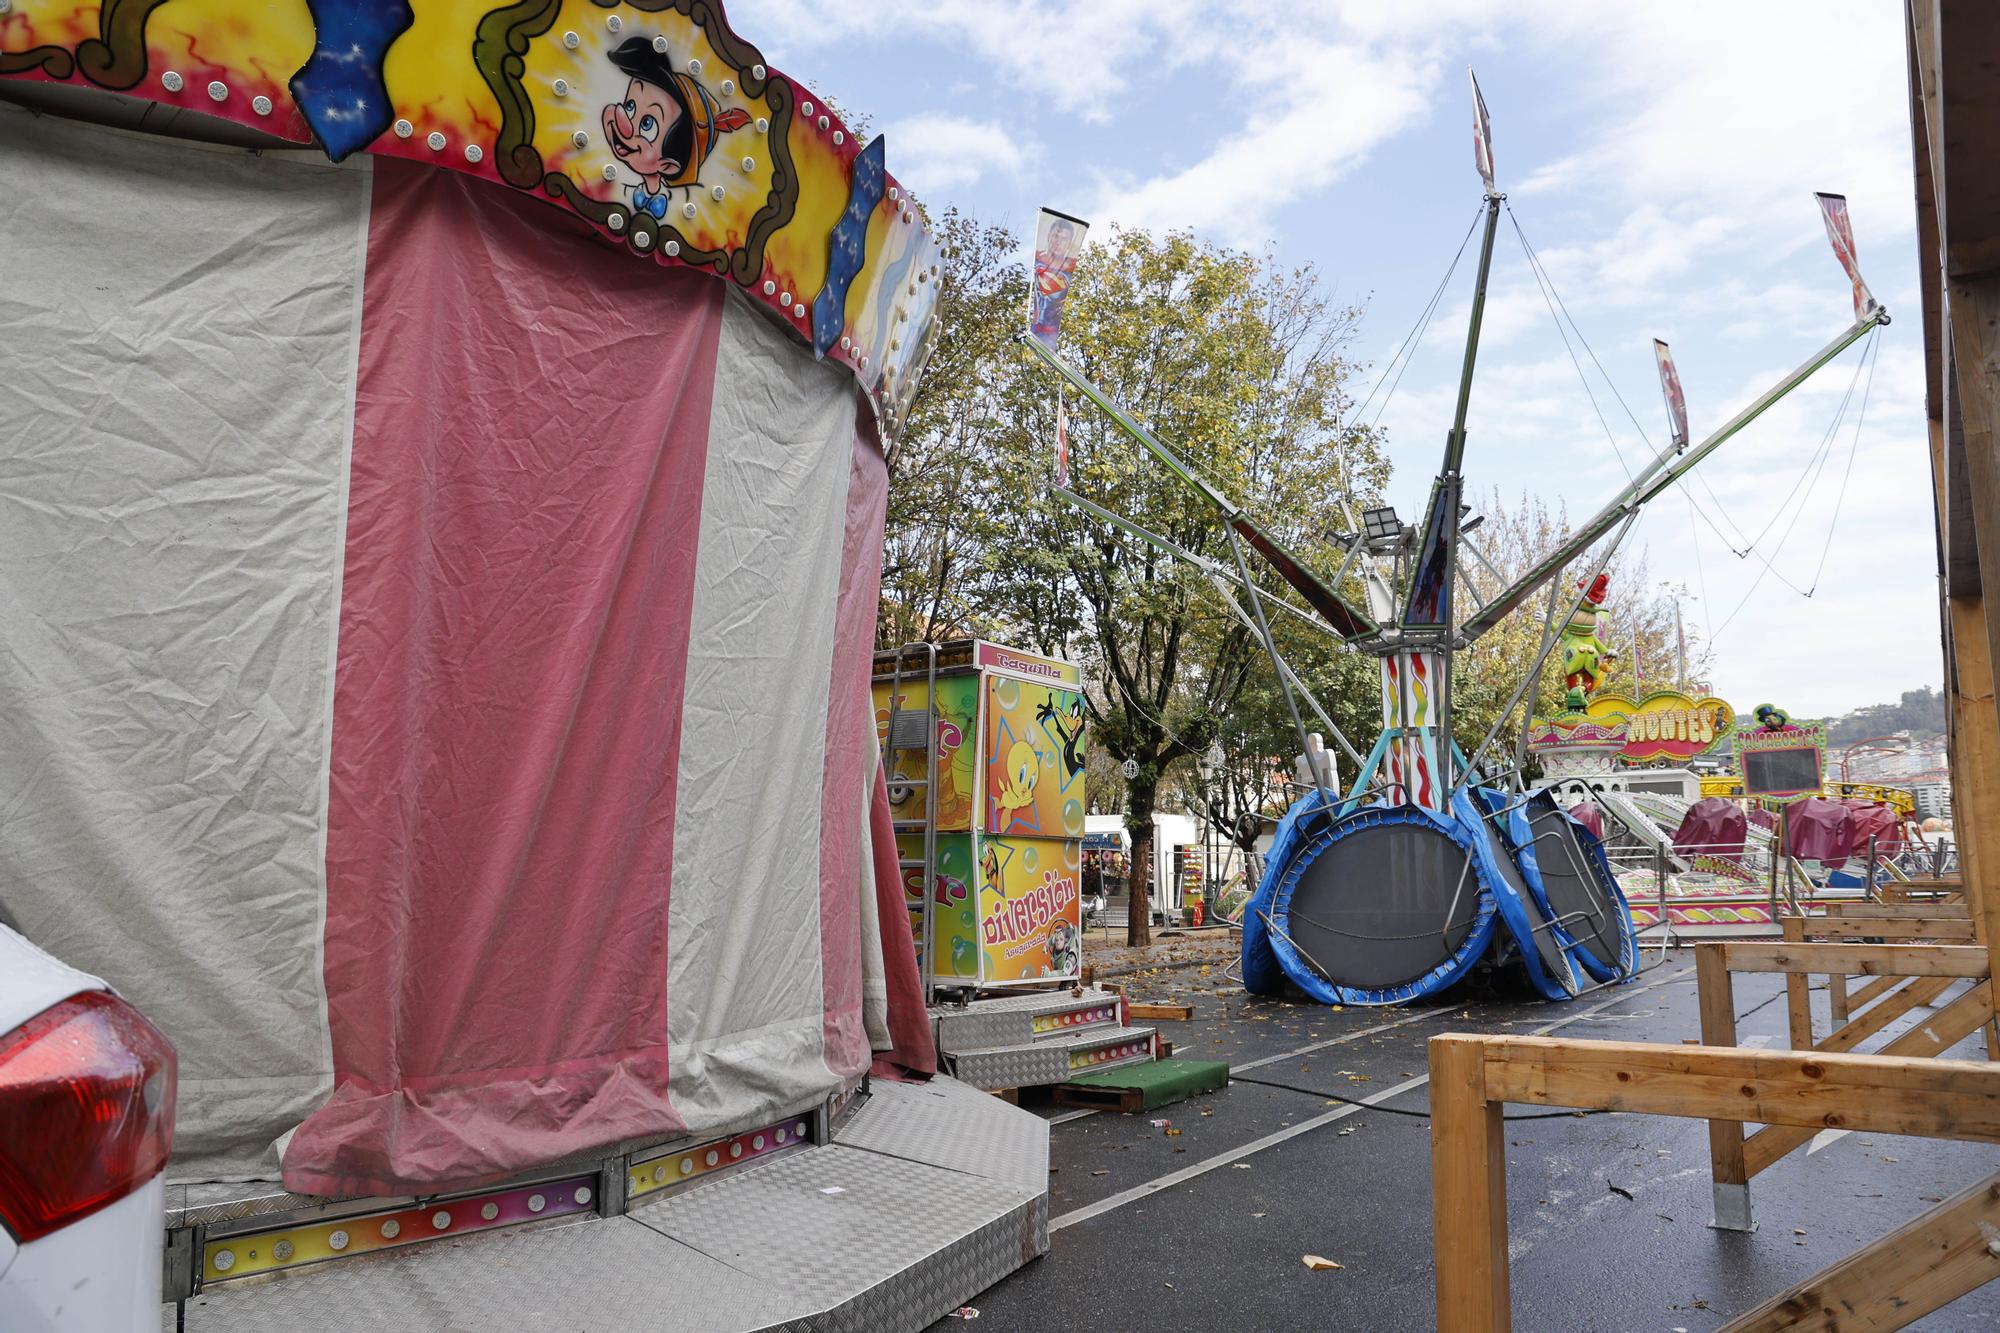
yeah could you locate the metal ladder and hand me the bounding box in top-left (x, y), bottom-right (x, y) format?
top-left (880, 642), bottom-right (940, 1006)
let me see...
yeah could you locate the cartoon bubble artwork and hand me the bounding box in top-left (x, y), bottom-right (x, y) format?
top-left (983, 677), bottom-right (1086, 838)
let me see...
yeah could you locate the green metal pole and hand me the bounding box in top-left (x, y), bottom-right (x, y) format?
top-left (1017, 332), bottom-right (1378, 640)
top-left (1461, 309), bottom-right (1886, 642)
top-left (1420, 191), bottom-right (1504, 800)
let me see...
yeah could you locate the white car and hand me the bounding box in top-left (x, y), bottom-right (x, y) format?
top-left (0, 924), bottom-right (175, 1332)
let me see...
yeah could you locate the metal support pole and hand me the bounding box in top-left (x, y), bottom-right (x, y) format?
top-left (1019, 334), bottom-right (1377, 638)
top-left (1776, 804), bottom-right (1792, 920)
top-left (1866, 833), bottom-right (1878, 901)
top-left (1224, 525), bottom-right (1329, 805)
top-left (1424, 193), bottom-right (1504, 805)
top-left (1655, 839), bottom-right (1674, 958)
top-left (1454, 512), bottom-right (1640, 794)
top-left (1514, 576), bottom-right (1567, 776)
top-left (1462, 309), bottom-right (1887, 642)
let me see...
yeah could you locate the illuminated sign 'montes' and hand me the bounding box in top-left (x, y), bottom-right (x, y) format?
top-left (1585, 692), bottom-right (1736, 763)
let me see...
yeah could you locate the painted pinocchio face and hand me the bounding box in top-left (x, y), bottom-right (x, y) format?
top-left (603, 78), bottom-right (684, 187)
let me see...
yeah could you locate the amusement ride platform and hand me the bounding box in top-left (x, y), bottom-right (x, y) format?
top-left (161, 1077), bottom-right (1048, 1332)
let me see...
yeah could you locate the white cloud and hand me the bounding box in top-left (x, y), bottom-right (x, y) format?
top-left (732, 0), bottom-right (1937, 712)
top-left (1086, 41), bottom-right (1435, 244)
top-left (887, 114), bottom-right (1036, 192)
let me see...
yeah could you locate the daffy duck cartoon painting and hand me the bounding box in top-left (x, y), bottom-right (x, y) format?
top-left (1035, 693), bottom-right (1086, 781)
top-left (601, 37), bottom-right (751, 220)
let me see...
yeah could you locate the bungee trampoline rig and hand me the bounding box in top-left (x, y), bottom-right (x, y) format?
top-left (1021, 71), bottom-right (1889, 1006)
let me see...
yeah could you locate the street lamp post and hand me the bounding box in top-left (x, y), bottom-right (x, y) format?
top-left (1199, 742), bottom-right (1225, 916)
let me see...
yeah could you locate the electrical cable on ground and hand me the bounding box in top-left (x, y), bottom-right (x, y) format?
top-left (1227, 982), bottom-right (1803, 1124)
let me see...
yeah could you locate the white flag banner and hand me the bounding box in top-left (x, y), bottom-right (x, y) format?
top-left (1815, 192), bottom-right (1876, 319)
top-left (1470, 68), bottom-right (1496, 195)
top-left (1653, 338), bottom-right (1688, 448)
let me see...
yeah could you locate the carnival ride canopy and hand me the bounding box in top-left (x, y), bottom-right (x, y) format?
top-left (1838, 798), bottom-right (1905, 858)
top-left (1785, 797), bottom-right (1856, 866)
top-left (0, 0), bottom-right (940, 1194)
top-left (1673, 797), bottom-right (1748, 858)
top-left (1567, 801), bottom-right (1606, 842)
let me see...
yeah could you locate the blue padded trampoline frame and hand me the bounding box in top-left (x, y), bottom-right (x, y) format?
top-left (1453, 788), bottom-right (1579, 1001)
top-left (1262, 802), bottom-right (1500, 1006)
top-left (1506, 791), bottom-right (1640, 984)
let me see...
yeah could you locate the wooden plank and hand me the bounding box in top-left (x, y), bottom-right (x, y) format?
top-left (1794, 917), bottom-right (1978, 942)
top-left (1783, 918), bottom-right (1813, 1049)
top-left (1696, 946), bottom-right (1748, 1203)
top-left (1816, 974), bottom-right (1956, 1057)
top-left (1828, 969), bottom-right (1850, 1026)
top-left (1050, 1083), bottom-right (1142, 1113)
top-left (1948, 595), bottom-right (2000, 975)
top-left (1717, 942), bottom-right (1990, 978)
top-left (1720, 1170), bottom-right (2000, 1332)
top-left (1476, 1031), bottom-right (2000, 1142)
top-left (1126, 1003), bottom-right (1193, 1021)
top-left (1429, 1036), bottom-right (1509, 1333)
top-left (1743, 981), bottom-right (1998, 1175)
top-left (1823, 901), bottom-right (1971, 919)
top-left (1848, 972), bottom-right (1904, 1010)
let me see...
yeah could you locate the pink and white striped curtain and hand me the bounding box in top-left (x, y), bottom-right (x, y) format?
top-left (0, 104), bottom-right (931, 1196)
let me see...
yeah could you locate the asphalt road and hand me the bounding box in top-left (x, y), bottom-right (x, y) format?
top-left (932, 948), bottom-right (2000, 1332)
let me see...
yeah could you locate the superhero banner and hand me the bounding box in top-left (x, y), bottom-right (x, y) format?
top-left (1815, 192), bottom-right (1876, 319)
top-left (1653, 338), bottom-right (1688, 448)
top-left (1470, 67), bottom-right (1496, 194)
top-left (978, 837), bottom-right (1083, 983)
top-left (1030, 207), bottom-right (1088, 351)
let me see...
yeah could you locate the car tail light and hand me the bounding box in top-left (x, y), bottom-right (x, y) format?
top-left (0, 989), bottom-right (176, 1242)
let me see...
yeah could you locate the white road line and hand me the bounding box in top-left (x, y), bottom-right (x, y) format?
top-left (1049, 960), bottom-right (1694, 1232)
top-left (1230, 1007), bottom-right (1441, 1073)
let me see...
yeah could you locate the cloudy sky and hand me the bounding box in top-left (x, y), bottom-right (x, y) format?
top-left (734, 0), bottom-right (1936, 717)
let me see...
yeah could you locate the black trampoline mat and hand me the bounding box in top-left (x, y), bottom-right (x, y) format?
top-left (1282, 821), bottom-right (1479, 991)
top-left (1524, 791), bottom-right (1625, 966)
top-left (1475, 809), bottom-right (1576, 994)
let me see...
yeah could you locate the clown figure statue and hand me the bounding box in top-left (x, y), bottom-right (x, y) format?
top-left (1559, 573), bottom-right (1619, 712)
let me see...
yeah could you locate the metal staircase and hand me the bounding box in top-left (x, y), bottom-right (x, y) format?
top-left (932, 986), bottom-right (1158, 1091)
top-left (879, 642), bottom-right (939, 1002)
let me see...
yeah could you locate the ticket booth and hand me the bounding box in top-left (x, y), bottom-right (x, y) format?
top-left (873, 640), bottom-right (1087, 991)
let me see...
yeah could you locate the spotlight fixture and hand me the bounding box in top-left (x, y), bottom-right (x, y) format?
top-left (1361, 505), bottom-right (1402, 543)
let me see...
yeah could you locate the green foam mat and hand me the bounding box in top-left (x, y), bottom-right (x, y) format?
top-left (1058, 1058), bottom-right (1230, 1111)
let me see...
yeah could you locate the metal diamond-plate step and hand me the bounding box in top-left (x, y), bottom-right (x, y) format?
top-left (946, 1025), bottom-right (1157, 1090)
top-left (834, 1076), bottom-right (1048, 1197)
top-left (932, 986), bottom-right (1122, 1052)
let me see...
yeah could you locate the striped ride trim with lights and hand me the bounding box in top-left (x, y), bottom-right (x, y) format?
top-left (196, 1113), bottom-right (817, 1284)
top-left (201, 1174), bottom-right (599, 1282)
top-left (628, 1115), bottom-right (810, 1202)
top-left (1068, 1038), bottom-right (1153, 1071)
top-left (1032, 1003), bottom-right (1118, 1035)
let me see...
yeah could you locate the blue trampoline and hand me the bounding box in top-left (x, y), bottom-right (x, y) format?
top-left (1243, 786), bottom-right (1638, 1005)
